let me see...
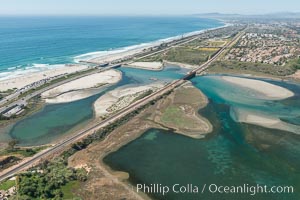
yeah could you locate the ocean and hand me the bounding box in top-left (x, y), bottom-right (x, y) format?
top-left (0, 16), bottom-right (223, 80)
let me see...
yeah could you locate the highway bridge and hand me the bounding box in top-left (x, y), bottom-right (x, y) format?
top-left (0, 30), bottom-right (244, 182)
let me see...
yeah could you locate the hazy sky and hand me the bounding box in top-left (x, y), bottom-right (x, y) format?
top-left (1, 0), bottom-right (299, 16)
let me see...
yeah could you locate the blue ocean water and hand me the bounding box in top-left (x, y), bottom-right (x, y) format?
top-left (0, 16), bottom-right (222, 77)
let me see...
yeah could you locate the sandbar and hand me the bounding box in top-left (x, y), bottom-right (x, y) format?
top-left (42, 69), bottom-right (121, 103)
top-left (94, 83), bottom-right (163, 117)
top-left (125, 62), bottom-right (163, 71)
top-left (222, 76), bottom-right (294, 100)
top-left (231, 108), bottom-right (300, 134)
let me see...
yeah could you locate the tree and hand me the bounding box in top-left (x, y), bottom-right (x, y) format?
top-left (8, 139), bottom-right (18, 150)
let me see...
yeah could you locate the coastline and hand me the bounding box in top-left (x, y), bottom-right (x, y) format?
top-left (0, 20), bottom-right (226, 92)
top-left (76, 21), bottom-right (228, 64)
top-left (0, 64), bottom-right (89, 91)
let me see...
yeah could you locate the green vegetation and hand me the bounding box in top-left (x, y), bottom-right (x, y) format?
top-left (161, 106), bottom-right (195, 127)
top-left (209, 60), bottom-right (296, 76)
top-left (140, 47), bottom-right (219, 65)
top-left (0, 145), bottom-right (48, 171)
top-left (17, 157), bottom-right (86, 199)
top-left (133, 90), bottom-right (153, 102)
top-left (0, 156), bottom-right (21, 170)
top-left (0, 179), bottom-right (15, 190)
top-left (14, 90), bottom-right (172, 199)
top-left (138, 37), bottom-right (220, 65)
top-left (164, 47), bottom-right (217, 65)
top-left (62, 91), bottom-right (173, 159)
top-left (61, 181), bottom-right (81, 200)
top-left (289, 57), bottom-right (300, 70)
top-left (0, 146), bottom-right (47, 157)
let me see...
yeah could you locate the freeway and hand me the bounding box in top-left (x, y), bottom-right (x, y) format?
top-left (0, 65), bottom-right (122, 114)
top-left (0, 30), bottom-right (243, 182)
top-left (0, 30), bottom-right (202, 114)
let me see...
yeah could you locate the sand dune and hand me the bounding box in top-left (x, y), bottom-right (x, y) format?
top-left (222, 76), bottom-right (294, 100)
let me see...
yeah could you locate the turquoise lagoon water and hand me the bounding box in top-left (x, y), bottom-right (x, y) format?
top-left (104, 76), bottom-right (300, 200)
top-left (6, 65), bottom-right (188, 146)
top-left (0, 16), bottom-right (221, 145)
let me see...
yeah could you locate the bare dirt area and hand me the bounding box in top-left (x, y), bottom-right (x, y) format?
top-left (68, 82), bottom-right (211, 199)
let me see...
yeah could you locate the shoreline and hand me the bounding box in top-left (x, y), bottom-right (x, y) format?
top-left (0, 64), bottom-right (89, 92)
top-left (0, 20), bottom-right (227, 93)
top-left (77, 22), bottom-right (228, 64)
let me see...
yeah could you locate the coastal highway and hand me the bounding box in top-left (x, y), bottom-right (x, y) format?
top-left (0, 30), bottom-right (244, 182)
top-left (0, 30), bottom-right (205, 114)
top-left (0, 64), bottom-right (122, 114)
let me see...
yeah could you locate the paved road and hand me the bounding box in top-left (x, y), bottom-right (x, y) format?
top-left (0, 32), bottom-right (201, 114)
top-left (0, 65), bottom-right (121, 113)
top-left (0, 30), bottom-right (244, 182)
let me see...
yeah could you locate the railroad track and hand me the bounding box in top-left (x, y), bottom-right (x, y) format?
top-left (0, 30), bottom-right (244, 182)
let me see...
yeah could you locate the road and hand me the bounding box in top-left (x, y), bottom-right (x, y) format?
top-left (0, 32), bottom-right (202, 114)
top-left (0, 30), bottom-right (244, 182)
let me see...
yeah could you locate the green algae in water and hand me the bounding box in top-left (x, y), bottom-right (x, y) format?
top-left (143, 131), bottom-right (158, 141)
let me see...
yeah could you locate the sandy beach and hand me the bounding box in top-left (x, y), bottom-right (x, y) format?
top-left (94, 83), bottom-right (164, 117)
top-left (124, 62), bottom-right (163, 71)
top-left (163, 60), bottom-right (198, 69)
top-left (76, 44), bottom-right (152, 64)
top-left (222, 76), bottom-right (294, 100)
top-left (0, 65), bottom-right (89, 91)
top-left (42, 69), bottom-right (122, 103)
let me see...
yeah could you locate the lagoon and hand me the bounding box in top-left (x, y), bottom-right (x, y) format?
top-left (104, 75), bottom-right (300, 200)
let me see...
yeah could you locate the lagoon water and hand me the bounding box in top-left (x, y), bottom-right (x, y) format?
top-left (6, 65), bottom-right (188, 145)
top-left (104, 76), bottom-right (300, 200)
top-left (0, 16), bottom-right (220, 144)
top-left (1, 16), bottom-right (300, 199)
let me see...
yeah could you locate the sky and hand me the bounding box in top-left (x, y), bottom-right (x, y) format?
top-left (0, 0), bottom-right (299, 16)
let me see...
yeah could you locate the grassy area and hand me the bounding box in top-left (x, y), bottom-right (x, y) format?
top-left (0, 179), bottom-right (15, 190)
top-left (61, 181), bottom-right (81, 200)
top-left (161, 106), bottom-right (194, 127)
top-left (139, 46), bottom-right (219, 66)
top-left (0, 146), bottom-right (48, 157)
